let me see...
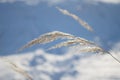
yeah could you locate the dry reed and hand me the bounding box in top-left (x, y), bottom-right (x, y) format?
top-left (79, 46), bottom-right (104, 53)
top-left (0, 57), bottom-right (32, 80)
top-left (56, 7), bottom-right (94, 32)
top-left (18, 31), bottom-right (120, 64)
top-left (18, 31), bottom-right (75, 52)
top-left (48, 37), bottom-right (94, 50)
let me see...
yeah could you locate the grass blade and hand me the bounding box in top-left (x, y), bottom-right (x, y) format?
top-left (18, 31), bottom-right (75, 52)
top-left (56, 7), bottom-right (94, 32)
top-left (0, 57), bottom-right (32, 80)
top-left (48, 37), bottom-right (94, 50)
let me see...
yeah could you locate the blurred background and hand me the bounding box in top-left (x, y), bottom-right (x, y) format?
top-left (0, 0), bottom-right (120, 80)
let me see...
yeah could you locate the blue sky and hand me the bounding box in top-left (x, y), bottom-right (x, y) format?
top-left (0, 0), bottom-right (120, 55)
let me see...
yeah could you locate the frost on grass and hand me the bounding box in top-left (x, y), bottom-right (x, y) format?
top-left (56, 7), bottom-right (94, 32)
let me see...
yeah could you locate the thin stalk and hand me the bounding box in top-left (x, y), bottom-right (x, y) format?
top-left (107, 52), bottom-right (120, 64)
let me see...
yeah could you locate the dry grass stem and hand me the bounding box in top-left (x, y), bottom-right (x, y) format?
top-left (17, 31), bottom-right (120, 64)
top-left (48, 37), bottom-right (94, 50)
top-left (56, 7), bottom-right (94, 32)
top-left (79, 46), bottom-right (104, 53)
top-left (18, 31), bottom-right (75, 52)
top-left (74, 37), bottom-right (95, 45)
top-left (10, 66), bottom-right (32, 80)
top-left (48, 40), bottom-right (79, 50)
top-left (0, 57), bottom-right (32, 80)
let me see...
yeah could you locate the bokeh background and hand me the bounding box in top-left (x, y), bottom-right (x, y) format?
top-left (0, 0), bottom-right (120, 80)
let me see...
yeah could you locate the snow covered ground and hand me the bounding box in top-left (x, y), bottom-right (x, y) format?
top-left (0, 42), bottom-right (120, 80)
